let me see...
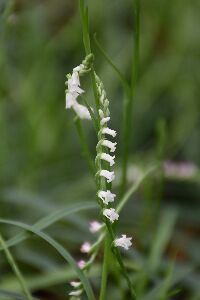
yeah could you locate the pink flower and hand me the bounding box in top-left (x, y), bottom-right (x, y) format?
top-left (80, 241), bottom-right (91, 253)
top-left (89, 221), bottom-right (102, 233)
top-left (77, 260), bottom-right (86, 269)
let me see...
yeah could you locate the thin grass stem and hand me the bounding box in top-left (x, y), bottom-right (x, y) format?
top-left (120, 0), bottom-right (140, 196)
top-left (0, 233), bottom-right (33, 300)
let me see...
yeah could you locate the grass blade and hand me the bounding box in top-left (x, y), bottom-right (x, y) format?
top-left (0, 219), bottom-right (96, 300)
top-left (0, 234), bottom-right (33, 300)
top-left (0, 202), bottom-right (97, 251)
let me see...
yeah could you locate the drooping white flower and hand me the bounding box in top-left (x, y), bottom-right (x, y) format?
top-left (102, 127), bottom-right (117, 138)
top-left (103, 208), bottom-right (119, 223)
top-left (65, 69), bottom-right (91, 120)
top-left (73, 102), bottom-right (91, 120)
top-left (65, 92), bottom-right (76, 109)
top-left (77, 260), bottom-right (86, 269)
top-left (69, 289), bottom-right (82, 296)
top-left (100, 117), bottom-right (110, 126)
top-left (98, 190), bottom-right (116, 205)
top-left (80, 241), bottom-right (91, 253)
top-left (68, 72), bottom-right (83, 94)
top-left (100, 170), bottom-right (115, 183)
top-left (100, 153), bottom-right (115, 166)
top-left (70, 281), bottom-right (81, 288)
top-left (89, 221), bottom-right (102, 233)
top-left (102, 139), bottom-right (117, 153)
top-left (114, 235), bottom-right (132, 250)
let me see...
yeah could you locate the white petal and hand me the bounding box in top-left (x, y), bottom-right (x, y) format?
top-left (102, 127), bottom-right (116, 138)
top-left (100, 117), bottom-right (110, 126)
top-left (70, 281), bottom-right (81, 288)
top-left (73, 65), bottom-right (81, 72)
top-left (98, 190), bottom-right (116, 205)
top-left (114, 234), bottom-right (132, 250)
top-left (69, 289), bottom-right (82, 296)
top-left (102, 140), bottom-right (117, 153)
top-left (65, 92), bottom-right (76, 109)
top-left (100, 170), bottom-right (115, 183)
top-left (100, 153), bottom-right (115, 166)
top-left (73, 103), bottom-right (91, 120)
top-left (103, 208), bottom-right (119, 223)
top-left (68, 72), bottom-right (80, 89)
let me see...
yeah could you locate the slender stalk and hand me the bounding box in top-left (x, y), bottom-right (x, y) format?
top-left (105, 221), bottom-right (137, 300)
top-left (79, 0), bottom-right (100, 112)
top-left (0, 234), bottom-right (33, 300)
top-left (120, 0), bottom-right (140, 196)
top-left (75, 118), bottom-right (95, 175)
top-left (99, 230), bottom-right (110, 300)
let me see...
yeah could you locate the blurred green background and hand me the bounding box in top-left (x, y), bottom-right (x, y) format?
top-left (0, 0), bottom-right (200, 299)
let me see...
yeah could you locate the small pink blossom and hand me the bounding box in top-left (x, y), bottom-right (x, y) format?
top-left (89, 221), bottom-right (102, 233)
top-left (80, 241), bottom-right (91, 253)
top-left (77, 260), bottom-right (86, 269)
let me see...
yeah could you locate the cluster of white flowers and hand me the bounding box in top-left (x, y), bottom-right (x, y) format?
top-left (65, 54), bottom-right (93, 120)
top-left (66, 62), bottom-right (133, 299)
top-left (95, 74), bottom-right (132, 251)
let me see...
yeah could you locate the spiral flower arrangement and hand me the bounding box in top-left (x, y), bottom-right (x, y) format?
top-left (65, 56), bottom-right (135, 299)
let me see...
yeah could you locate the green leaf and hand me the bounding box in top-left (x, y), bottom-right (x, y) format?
top-left (0, 290), bottom-right (38, 300)
top-left (0, 202), bottom-right (97, 251)
top-left (117, 165), bottom-right (158, 213)
top-left (148, 208), bottom-right (178, 272)
top-left (94, 34), bottom-right (130, 96)
top-left (0, 219), bottom-right (96, 300)
top-left (0, 234), bottom-right (33, 300)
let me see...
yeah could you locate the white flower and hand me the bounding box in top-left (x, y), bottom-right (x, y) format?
top-left (70, 281), bottom-right (81, 288)
top-left (98, 190), bottom-right (116, 205)
top-left (65, 92), bottom-right (76, 109)
top-left (73, 65), bottom-right (81, 72)
top-left (102, 139), bottom-right (117, 153)
top-left (68, 72), bottom-right (83, 94)
top-left (100, 117), bottom-right (110, 126)
top-left (73, 102), bottom-right (91, 120)
top-left (77, 260), bottom-right (85, 269)
top-left (89, 221), bottom-right (102, 233)
top-left (65, 70), bottom-right (91, 120)
top-left (69, 289), bottom-right (82, 296)
top-left (80, 241), bottom-right (91, 253)
top-left (100, 170), bottom-right (115, 183)
top-left (102, 127), bottom-right (117, 138)
top-left (103, 208), bottom-right (119, 223)
top-left (100, 153), bottom-right (115, 166)
top-left (114, 234), bottom-right (132, 250)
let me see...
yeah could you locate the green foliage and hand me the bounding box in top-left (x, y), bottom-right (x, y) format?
top-left (0, 0), bottom-right (199, 299)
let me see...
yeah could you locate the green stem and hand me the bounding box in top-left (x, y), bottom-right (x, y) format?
top-left (0, 234), bottom-right (33, 300)
top-left (75, 118), bottom-right (95, 175)
top-left (120, 0), bottom-right (140, 196)
top-left (99, 230), bottom-right (110, 300)
top-left (105, 222), bottom-right (137, 300)
top-left (79, 0), bottom-right (100, 112)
